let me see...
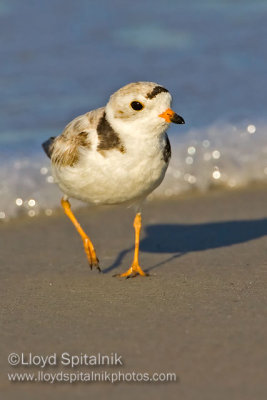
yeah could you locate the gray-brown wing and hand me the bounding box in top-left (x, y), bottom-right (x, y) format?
top-left (42, 108), bottom-right (104, 167)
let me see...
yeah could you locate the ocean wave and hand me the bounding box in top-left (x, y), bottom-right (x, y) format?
top-left (1, 120), bottom-right (267, 221)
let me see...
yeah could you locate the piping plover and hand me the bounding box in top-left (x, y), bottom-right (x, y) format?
top-left (42, 82), bottom-right (185, 277)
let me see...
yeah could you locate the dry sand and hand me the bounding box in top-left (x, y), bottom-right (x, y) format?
top-left (0, 187), bottom-right (267, 400)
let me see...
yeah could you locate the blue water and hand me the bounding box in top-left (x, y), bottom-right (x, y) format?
top-left (1, 0), bottom-right (267, 219)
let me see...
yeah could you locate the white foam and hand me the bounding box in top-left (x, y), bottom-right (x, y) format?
top-left (152, 120), bottom-right (267, 199)
top-left (1, 120), bottom-right (267, 221)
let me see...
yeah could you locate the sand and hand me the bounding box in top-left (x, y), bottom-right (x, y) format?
top-left (0, 187), bottom-right (267, 400)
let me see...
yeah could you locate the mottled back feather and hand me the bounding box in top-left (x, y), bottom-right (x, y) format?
top-left (42, 109), bottom-right (104, 167)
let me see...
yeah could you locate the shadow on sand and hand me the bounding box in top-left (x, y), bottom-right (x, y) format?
top-left (104, 218), bottom-right (267, 274)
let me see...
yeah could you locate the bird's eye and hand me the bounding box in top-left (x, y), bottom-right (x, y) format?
top-left (130, 101), bottom-right (144, 111)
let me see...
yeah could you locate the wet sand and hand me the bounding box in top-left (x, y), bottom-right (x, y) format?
top-left (0, 187), bottom-right (267, 400)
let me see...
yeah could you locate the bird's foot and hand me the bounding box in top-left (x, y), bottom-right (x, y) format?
top-left (113, 263), bottom-right (149, 278)
top-left (83, 238), bottom-right (101, 272)
top-left (90, 257), bottom-right (101, 272)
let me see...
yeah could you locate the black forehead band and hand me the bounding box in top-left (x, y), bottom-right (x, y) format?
top-left (146, 86), bottom-right (169, 99)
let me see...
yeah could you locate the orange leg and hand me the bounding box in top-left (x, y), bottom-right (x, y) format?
top-left (61, 198), bottom-right (100, 271)
top-left (114, 213), bottom-right (148, 278)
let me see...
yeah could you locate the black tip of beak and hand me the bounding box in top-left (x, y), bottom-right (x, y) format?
top-left (171, 113), bottom-right (185, 124)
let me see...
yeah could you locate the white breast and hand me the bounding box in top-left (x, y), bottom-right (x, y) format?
top-left (52, 132), bottom-right (169, 206)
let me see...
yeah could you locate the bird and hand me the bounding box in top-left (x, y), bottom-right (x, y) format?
top-left (42, 82), bottom-right (185, 278)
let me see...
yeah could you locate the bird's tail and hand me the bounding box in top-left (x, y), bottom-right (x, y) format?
top-left (42, 137), bottom-right (55, 159)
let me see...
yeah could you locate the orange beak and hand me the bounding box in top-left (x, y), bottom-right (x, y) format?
top-left (159, 108), bottom-right (185, 124)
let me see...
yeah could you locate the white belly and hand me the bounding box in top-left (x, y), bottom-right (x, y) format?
top-left (52, 138), bottom-right (168, 205)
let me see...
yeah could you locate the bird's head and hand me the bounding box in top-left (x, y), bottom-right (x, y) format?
top-left (105, 82), bottom-right (185, 137)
